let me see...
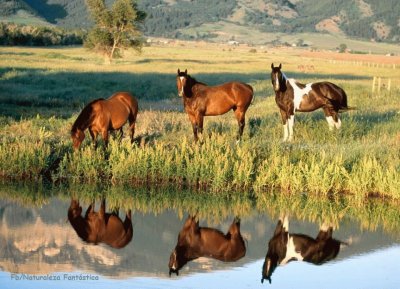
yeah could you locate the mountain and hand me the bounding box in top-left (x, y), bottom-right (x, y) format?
top-left (1, 0), bottom-right (399, 44)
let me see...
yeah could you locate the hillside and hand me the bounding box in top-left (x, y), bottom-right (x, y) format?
top-left (1, 0), bottom-right (399, 44)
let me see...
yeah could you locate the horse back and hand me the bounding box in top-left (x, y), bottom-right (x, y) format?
top-left (313, 81), bottom-right (348, 107)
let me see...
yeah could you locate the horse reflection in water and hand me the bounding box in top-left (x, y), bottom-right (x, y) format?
top-left (169, 215), bottom-right (246, 276)
top-left (68, 199), bottom-right (133, 249)
top-left (261, 215), bottom-right (346, 284)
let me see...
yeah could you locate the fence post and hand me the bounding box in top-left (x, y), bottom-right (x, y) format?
top-left (372, 76), bottom-right (376, 93)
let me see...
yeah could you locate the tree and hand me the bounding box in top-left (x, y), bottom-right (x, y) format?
top-left (338, 43), bottom-right (347, 53)
top-left (84, 0), bottom-right (146, 61)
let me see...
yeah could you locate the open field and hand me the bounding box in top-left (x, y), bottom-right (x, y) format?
top-left (0, 43), bottom-right (399, 199)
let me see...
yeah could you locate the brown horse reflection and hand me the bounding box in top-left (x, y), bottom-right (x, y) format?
top-left (176, 69), bottom-right (253, 142)
top-left (68, 199), bottom-right (133, 249)
top-left (169, 215), bottom-right (246, 276)
top-left (71, 92), bottom-right (138, 149)
top-left (261, 215), bottom-right (346, 284)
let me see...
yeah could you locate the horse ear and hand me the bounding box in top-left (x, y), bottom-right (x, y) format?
top-left (177, 69), bottom-right (180, 74)
top-left (184, 69), bottom-right (187, 75)
top-left (279, 63), bottom-right (282, 69)
top-left (271, 63), bottom-right (274, 69)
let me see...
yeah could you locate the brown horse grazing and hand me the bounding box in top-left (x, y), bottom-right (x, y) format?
top-left (176, 69), bottom-right (254, 142)
top-left (71, 92), bottom-right (138, 149)
top-left (261, 215), bottom-right (347, 284)
top-left (68, 198), bottom-right (133, 249)
top-left (168, 215), bottom-right (246, 276)
top-left (271, 63), bottom-right (353, 141)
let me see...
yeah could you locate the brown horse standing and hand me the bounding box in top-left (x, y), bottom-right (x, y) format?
top-left (71, 92), bottom-right (138, 149)
top-left (168, 215), bottom-right (246, 276)
top-left (68, 198), bottom-right (133, 249)
top-left (176, 69), bottom-right (253, 142)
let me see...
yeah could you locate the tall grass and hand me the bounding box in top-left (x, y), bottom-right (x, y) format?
top-left (0, 45), bottom-right (400, 199)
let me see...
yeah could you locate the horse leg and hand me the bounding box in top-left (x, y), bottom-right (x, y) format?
top-left (279, 110), bottom-right (289, 142)
top-left (323, 107), bottom-right (341, 130)
top-left (128, 113), bottom-right (136, 144)
top-left (85, 202), bottom-right (95, 218)
top-left (89, 128), bottom-right (98, 148)
top-left (99, 198), bottom-right (105, 218)
top-left (233, 108), bottom-right (245, 141)
top-left (287, 114), bottom-right (295, 141)
top-left (195, 113), bottom-right (204, 141)
top-left (188, 113), bottom-right (198, 142)
top-left (101, 130), bottom-right (109, 147)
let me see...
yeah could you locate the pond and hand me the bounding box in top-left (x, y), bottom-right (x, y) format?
top-left (0, 183), bottom-right (399, 289)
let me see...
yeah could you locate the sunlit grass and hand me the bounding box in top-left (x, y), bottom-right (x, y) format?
top-left (0, 45), bottom-right (399, 199)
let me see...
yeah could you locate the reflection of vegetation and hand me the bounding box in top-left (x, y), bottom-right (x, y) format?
top-left (256, 191), bottom-right (400, 235)
top-left (1, 183), bottom-right (400, 236)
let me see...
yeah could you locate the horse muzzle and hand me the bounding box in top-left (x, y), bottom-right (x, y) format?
top-left (169, 268), bottom-right (179, 276)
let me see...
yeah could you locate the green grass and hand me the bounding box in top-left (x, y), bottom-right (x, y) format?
top-left (0, 45), bottom-right (400, 199)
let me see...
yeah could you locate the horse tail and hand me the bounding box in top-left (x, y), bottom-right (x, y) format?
top-left (338, 88), bottom-right (356, 112)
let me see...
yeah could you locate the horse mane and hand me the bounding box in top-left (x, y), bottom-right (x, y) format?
top-left (184, 74), bottom-right (207, 97)
top-left (71, 98), bottom-right (104, 134)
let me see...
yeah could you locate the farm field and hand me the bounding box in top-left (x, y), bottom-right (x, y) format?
top-left (0, 42), bottom-right (400, 199)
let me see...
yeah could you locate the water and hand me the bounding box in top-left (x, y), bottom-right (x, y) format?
top-left (0, 185), bottom-right (400, 289)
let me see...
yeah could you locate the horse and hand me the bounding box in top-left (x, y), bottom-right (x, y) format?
top-left (261, 215), bottom-right (346, 284)
top-left (168, 215), bottom-right (246, 276)
top-left (68, 198), bottom-right (133, 249)
top-left (176, 69), bottom-right (254, 142)
top-left (71, 92), bottom-right (138, 149)
top-left (270, 63), bottom-right (353, 141)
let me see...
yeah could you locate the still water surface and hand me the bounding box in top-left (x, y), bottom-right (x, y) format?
top-left (0, 185), bottom-right (399, 289)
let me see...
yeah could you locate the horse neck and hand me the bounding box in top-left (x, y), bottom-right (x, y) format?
top-left (183, 76), bottom-right (206, 99)
top-left (278, 73), bottom-right (288, 93)
top-left (68, 214), bottom-right (90, 240)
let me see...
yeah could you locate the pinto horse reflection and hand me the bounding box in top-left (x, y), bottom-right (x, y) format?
top-left (261, 215), bottom-right (346, 284)
top-left (176, 69), bottom-right (253, 142)
top-left (71, 92), bottom-right (138, 149)
top-left (68, 199), bottom-right (133, 249)
top-left (271, 63), bottom-right (353, 141)
top-left (169, 215), bottom-right (246, 276)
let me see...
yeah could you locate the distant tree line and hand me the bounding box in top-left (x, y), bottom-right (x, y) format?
top-left (0, 23), bottom-right (85, 46)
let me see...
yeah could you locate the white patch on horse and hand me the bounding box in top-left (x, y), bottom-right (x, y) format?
top-left (179, 77), bottom-right (185, 95)
top-left (288, 115), bottom-right (294, 141)
top-left (280, 236), bottom-right (304, 265)
top-left (320, 223), bottom-right (330, 232)
top-left (288, 78), bottom-right (313, 111)
top-left (283, 123), bottom-right (289, 141)
top-left (326, 116), bottom-right (335, 130)
top-left (335, 118), bottom-right (342, 129)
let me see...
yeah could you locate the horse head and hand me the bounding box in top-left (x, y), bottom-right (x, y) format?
top-left (169, 215), bottom-right (199, 276)
top-left (270, 63), bottom-right (286, 92)
top-left (261, 217), bottom-right (289, 284)
top-left (71, 128), bottom-right (85, 150)
top-left (68, 199), bottom-right (82, 219)
top-left (177, 69), bottom-right (188, 97)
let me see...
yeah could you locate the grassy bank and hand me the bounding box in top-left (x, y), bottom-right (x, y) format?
top-left (0, 45), bottom-right (400, 199)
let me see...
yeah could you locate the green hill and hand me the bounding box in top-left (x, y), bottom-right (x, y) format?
top-left (1, 0), bottom-right (399, 44)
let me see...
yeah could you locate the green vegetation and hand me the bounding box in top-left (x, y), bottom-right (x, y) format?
top-left (0, 45), bottom-right (399, 200)
top-left (0, 23), bottom-right (84, 46)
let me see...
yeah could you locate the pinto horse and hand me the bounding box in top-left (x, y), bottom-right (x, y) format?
top-left (261, 215), bottom-right (346, 284)
top-left (71, 92), bottom-right (138, 149)
top-left (68, 198), bottom-right (133, 249)
top-left (271, 63), bottom-right (352, 141)
top-left (168, 215), bottom-right (246, 276)
top-left (176, 69), bottom-right (254, 142)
